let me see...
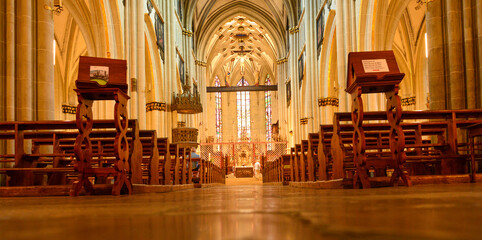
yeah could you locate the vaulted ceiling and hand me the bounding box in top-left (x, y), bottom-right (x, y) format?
top-left (186, 0), bottom-right (291, 86)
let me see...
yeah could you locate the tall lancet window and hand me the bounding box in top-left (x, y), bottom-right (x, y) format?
top-left (215, 76), bottom-right (222, 143)
top-left (265, 75), bottom-right (272, 149)
top-left (237, 77), bottom-right (251, 141)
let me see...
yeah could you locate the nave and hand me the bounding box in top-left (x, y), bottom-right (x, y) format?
top-left (1, 183), bottom-right (481, 240)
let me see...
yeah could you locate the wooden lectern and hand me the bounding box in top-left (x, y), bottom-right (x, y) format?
top-left (345, 51), bottom-right (411, 188)
top-left (71, 56), bottom-right (132, 196)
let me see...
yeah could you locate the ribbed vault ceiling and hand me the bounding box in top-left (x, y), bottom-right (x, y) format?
top-left (187, 0), bottom-right (290, 87)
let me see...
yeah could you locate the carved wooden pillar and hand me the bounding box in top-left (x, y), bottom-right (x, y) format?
top-left (112, 90), bottom-right (131, 194)
top-left (71, 89), bottom-right (132, 196)
top-left (71, 56), bottom-right (131, 196)
top-left (386, 85), bottom-right (411, 187)
top-left (351, 86), bottom-right (370, 188)
top-left (71, 92), bottom-right (94, 196)
top-left (346, 51), bottom-right (410, 189)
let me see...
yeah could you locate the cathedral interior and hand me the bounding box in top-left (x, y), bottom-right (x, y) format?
top-left (1, 0), bottom-right (482, 239)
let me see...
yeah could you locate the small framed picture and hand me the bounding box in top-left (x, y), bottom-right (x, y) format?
top-left (89, 66), bottom-right (109, 85)
top-left (298, 51), bottom-right (305, 88)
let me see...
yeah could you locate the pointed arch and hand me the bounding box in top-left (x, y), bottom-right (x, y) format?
top-left (383, 0), bottom-right (411, 49)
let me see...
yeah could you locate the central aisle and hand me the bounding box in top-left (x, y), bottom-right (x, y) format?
top-left (0, 184), bottom-right (481, 240)
top-left (225, 176), bottom-right (263, 185)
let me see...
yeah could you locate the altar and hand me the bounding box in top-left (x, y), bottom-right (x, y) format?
top-left (235, 166), bottom-right (254, 178)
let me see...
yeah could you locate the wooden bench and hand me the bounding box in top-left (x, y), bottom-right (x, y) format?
top-left (325, 121), bottom-right (450, 180)
top-left (137, 130), bottom-right (160, 185)
top-left (157, 138), bottom-right (171, 185)
top-left (263, 157), bottom-right (280, 183)
top-left (327, 110), bottom-right (482, 186)
top-left (292, 145), bottom-right (301, 182)
top-left (281, 154), bottom-right (291, 184)
top-left (27, 130), bottom-right (147, 185)
top-left (289, 147), bottom-right (296, 182)
top-left (0, 120), bottom-right (144, 188)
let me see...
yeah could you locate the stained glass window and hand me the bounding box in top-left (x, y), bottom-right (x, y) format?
top-left (265, 75), bottom-right (272, 150)
top-left (215, 76), bottom-right (222, 143)
top-left (237, 77), bottom-right (251, 141)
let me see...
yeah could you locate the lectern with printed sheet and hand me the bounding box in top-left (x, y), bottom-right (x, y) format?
top-left (71, 56), bottom-right (132, 196)
top-left (345, 51), bottom-right (410, 188)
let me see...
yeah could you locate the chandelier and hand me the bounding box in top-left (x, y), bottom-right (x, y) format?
top-left (171, 84), bottom-right (203, 114)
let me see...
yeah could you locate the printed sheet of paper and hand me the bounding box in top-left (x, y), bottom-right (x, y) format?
top-left (361, 59), bottom-right (389, 73)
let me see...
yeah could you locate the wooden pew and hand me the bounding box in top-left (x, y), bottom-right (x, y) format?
top-left (157, 138), bottom-right (170, 185)
top-left (293, 144), bottom-right (301, 181)
top-left (307, 133), bottom-right (319, 181)
top-left (0, 120), bottom-right (143, 188)
top-left (281, 154), bottom-right (291, 184)
top-left (264, 157), bottom-right (281, 183)
top-left (138, 130), bottom-right (160, 185)
top-left (264, 154), bottom-right (293, 184)
top-left (299, 140), bottom-right (308, 182)
top-left (324, 121), bottom-right (448, 180)
top-left (164, 143), bottom-right (192, 185)
top-left (289, 147), bottom-right (295, 182)
top-left (325, 110), bottom-right (482, 186)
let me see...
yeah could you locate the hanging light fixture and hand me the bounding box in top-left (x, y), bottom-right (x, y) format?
top-left (171, 72), bottom-right (203, 114)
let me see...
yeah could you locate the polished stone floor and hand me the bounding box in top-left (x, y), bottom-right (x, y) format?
top-left (0, 183), bottom-right (481, 240)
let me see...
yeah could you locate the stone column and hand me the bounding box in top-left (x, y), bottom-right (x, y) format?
top-left (0, 0), bottom-right (5, 184)
top-left (462, 0), bottom-right (476, 109)
top-left (6, 0), bottom-right (15, 160)
top-left (0, 1), bottom-right (5, 123)
top-left (196, 63), bottom-right (204, 141)
top-left (288, 27), bottom-right (296, 147)
top-left (304, 0), bottom-right (315, 136)
top-left (349, 0), bottom-right (356, 51)
top-left (335, 1), bottom-right (348, 112)
top-left (282, 50), bottom-right (286, 144)
top-left (293, 30), bottom-right (301, 144)
top-left (327, 42), bottom-right (338, 124)
top-left (445, 0), bottom-right (466, 109)
top-left (276, 62), bottom-right (282, 140)
top-left (5, 0), bottom-right (15, 122)
top-left (37, 0), bottom-right (54, 120)
top-left (16, 0), bottom-right (33, 121)
top-left (137, 0), bottom-right (146, 129)
top-left (477, 0), bottom-right (482, 107)
top-left (129, 0), bottom-right (138, 120)
top-left (427, 0), bottom-right (446, 110)
top-left (166, 0), bottom-right (176, 140)
top-left (124, 0), bottom-right (130, 103)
